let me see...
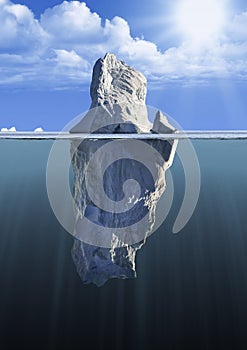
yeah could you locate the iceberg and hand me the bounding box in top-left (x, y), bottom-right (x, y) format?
top-left (34, 127), bottom-right (44, 132)
top-left (1, 126), bottom-right (16, 132)
top-left (69, 53), bottom-right (177, 286)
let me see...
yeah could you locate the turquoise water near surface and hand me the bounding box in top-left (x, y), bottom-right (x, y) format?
top-left (0, 139), bottom-right (247, 350)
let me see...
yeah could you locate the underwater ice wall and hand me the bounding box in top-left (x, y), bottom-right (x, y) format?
top-left (70, 53), bottom-right (177, 286)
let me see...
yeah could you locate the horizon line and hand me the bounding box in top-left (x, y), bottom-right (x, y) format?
top-left (1, 130), bottom-right (247, 139)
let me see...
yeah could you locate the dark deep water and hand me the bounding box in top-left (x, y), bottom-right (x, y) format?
top-left (0, 139), bottom-right (247, 350)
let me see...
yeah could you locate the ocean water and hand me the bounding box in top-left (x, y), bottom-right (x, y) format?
top-left (0, 138), bottom-right (247, 349)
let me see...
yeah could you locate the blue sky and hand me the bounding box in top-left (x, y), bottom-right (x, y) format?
top-left (0, 0), bottom-right (246, 130)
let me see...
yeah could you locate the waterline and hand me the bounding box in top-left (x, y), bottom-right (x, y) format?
top-left (1, 131), bottom-right (247, 139)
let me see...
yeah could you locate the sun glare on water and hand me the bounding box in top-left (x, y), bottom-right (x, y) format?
top-left (174, 0), bottom-right (227, 44)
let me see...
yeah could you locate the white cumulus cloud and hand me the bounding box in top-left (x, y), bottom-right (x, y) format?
top-left (40, 1), bottom-right (101, 43)
top-left (0, 0), bottom-right (246, 89)
top-left (0, 0), bottom-right (47, 53)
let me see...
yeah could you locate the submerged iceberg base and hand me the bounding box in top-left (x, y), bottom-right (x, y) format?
top-left (71, 240), bottom-right (138, 287)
